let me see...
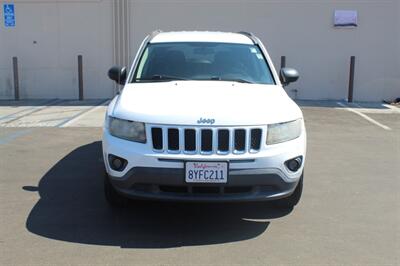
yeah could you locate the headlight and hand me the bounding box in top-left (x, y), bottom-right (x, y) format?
top-left (267, 119), bottom-right (302, 145)
top-left (108, 117), bottom-right (146, 143)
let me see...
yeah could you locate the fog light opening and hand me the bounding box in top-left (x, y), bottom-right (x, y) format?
top-left (113, 158), bottom-right (123, 169)
top-left (108, 154), bottom-right (127, 171)
top-left (285, 156), bottom-right (302, 172)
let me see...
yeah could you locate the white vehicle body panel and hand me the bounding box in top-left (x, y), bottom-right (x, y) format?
top-left (103, 31), bottom-right (307, 202)
top-left (111, 81), bottom-right (302, 126)
top-left (150, 31), bottom-right (253, 45)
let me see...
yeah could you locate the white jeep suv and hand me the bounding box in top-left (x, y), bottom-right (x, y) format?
top-left (103, 31), bottom-right (306, 208)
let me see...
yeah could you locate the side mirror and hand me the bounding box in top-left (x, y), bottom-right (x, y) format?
top-left (108, 66), bottom-right (127, 85)
top-left (280, 67), bottom-right (299, 86)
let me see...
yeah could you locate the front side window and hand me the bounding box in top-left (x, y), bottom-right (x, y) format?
top-left (132, 42), bottom-right (275, 84)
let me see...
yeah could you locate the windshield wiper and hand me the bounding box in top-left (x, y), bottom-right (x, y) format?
top-left (135, 74), bottom-right (187, 82)
top-left (209, 77), bottom-right (254, 84)
top-left (225, 78), bottom-right (254, 84)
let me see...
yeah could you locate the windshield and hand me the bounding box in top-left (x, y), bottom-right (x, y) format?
top-left (132, 42), bottom-right (275, 84)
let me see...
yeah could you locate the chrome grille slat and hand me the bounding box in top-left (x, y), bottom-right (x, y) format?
top-left (245, 128), bottom-right (251, 153)
top-left (212, 128), bottom-right (219, 154)
top-left (229, 128), bottom-right (235, 153)
top-left (162, 126), bottom-right (168, 151)
top-left (178, 128), bottom-right (184, 152)
top-left (195, 128), bottom-right (201, 153)
top-left (149, 126), bottom-right (263, 155)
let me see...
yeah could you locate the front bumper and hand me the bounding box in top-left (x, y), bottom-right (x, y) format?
top-left (108, 167), bottom-right (300, 202)
top-left (102, 128), bottom-right (306, 202)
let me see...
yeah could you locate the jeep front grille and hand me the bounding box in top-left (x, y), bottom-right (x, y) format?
top-left (150, 126), bottom-right (263, 154)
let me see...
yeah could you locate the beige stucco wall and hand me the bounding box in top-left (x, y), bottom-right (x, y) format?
top-left (0, 0), bottom-right (114, 99)
top-left (1, 0), bottom-right (399, 101)
top-left (130, 0), bottom-right (400, 101)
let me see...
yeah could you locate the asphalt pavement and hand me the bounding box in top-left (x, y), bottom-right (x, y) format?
top-left (0, 100), bottom-right (399, 265)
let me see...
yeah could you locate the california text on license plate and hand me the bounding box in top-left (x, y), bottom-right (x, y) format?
top-left (185, 161), bottom-right (228, 183)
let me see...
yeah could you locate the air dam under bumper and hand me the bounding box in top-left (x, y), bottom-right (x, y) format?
top-left (108, 167), bottom-right (300, 202)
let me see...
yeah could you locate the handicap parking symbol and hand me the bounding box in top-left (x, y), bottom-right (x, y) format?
top-left (3, 4), bottom-right (16, 27)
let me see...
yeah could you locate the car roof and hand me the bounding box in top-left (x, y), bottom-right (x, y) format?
top-left (150, 31), bottom-right (254, 45)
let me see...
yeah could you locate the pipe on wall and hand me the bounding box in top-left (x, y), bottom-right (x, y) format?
top-left (112, 0), bottom-right (131, 94)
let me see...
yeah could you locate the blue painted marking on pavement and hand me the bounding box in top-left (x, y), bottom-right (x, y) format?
top-left (0, 129), bottom-right (32, 145)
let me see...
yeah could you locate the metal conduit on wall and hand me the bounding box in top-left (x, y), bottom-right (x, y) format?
top-left (112, 0), bottom-right (131, 94)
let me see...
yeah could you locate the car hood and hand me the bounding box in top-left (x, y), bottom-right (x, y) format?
top-left (111, 81), bottom-right (302, 126)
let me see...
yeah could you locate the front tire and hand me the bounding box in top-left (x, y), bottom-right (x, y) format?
top-left (274, 173), bottom-right (303, 209)
top-left (104, 172), bottom-right (127, 207)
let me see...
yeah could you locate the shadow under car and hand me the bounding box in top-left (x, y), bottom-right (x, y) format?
top-left (25, 141), bottom-right (292, 248)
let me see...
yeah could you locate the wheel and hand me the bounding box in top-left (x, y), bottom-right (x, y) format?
top-left (274, 173), bottom-right (303, 209)
top-left (104, 171), bottom-right (127, 207)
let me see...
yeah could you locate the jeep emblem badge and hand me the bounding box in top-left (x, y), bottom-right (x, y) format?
top-left (197, 118), bottom-right (215, 124)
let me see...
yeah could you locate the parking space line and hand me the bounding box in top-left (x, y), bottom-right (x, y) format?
top-left (1, 99), bottom-right (64, 124)
top-left (0, 99), bottom-right (57, 121)
top-left (57, 99), bottom-right (110, 127)
top-left (337, 102), bottom-right (392, 130)
top-left (383, 104), bottom-right (400, 113)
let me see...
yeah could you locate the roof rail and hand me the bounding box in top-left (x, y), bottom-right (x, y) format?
top-left (148, 29), bottom-right (162, 42)
top-left (237, 31), bottom-right (258, 44)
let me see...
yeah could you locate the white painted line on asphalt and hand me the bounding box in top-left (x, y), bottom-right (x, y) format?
top-left (337, 102), bottom-right (392, 131)
top-left (382, 104), bottom-right (400, 113)
top-left (58, 99), bottom-right (110, 127)
top-left (1, 99), bottom-right (63, 124)
top-left (0, 99), bottom-right (58, 122)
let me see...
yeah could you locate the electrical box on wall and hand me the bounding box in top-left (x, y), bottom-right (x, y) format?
top-left (334, 10), bottom-right (358, 27)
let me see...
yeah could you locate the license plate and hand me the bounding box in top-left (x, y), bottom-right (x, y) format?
top-left (185, 161), bottom-right (228, 183)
